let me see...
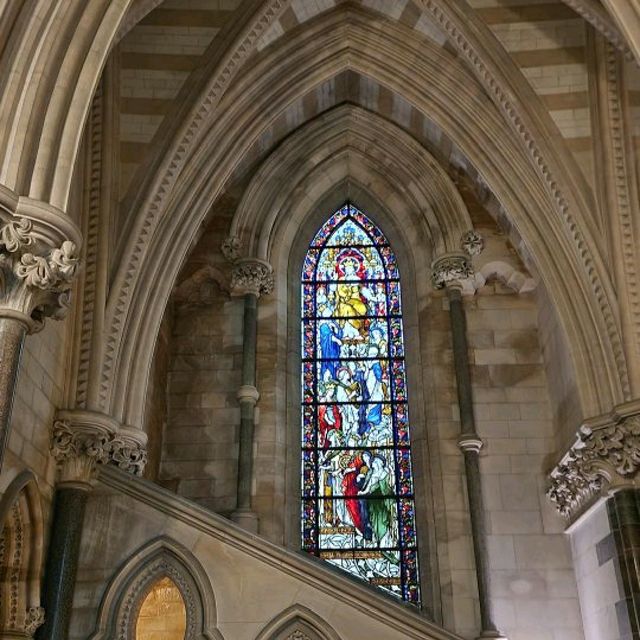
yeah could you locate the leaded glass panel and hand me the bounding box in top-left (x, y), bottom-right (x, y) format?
top-left (300, 203), bottom-right (421, 605)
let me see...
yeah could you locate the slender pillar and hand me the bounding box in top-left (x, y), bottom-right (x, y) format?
top-left (606, 489), bottom-right (640, 636)
top-left (0, 317), bottom-right (27, 464)
top-left (36, 486), bottom-right (89, 640)
top-left (37, 412), bottom-right (147, 640)
top-left (433, 246), bottom-right (506, 640)
top-left (229, 258), bottom-right (273, 532)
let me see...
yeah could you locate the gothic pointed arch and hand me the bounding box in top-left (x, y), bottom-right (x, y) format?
top-left (100, 5), bottom-right (626, 447)
top-left (89, 536), bottom-right (223, 640)
top-left (255, 605), bottom-right (341, 640)
top-left (0, 470), bottom-right (45, 638)
top-left (299, 203), bottom-right (421, 604)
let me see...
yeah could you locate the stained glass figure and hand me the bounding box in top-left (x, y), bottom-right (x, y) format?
top-left (300, 203), bottom-right (421, 605)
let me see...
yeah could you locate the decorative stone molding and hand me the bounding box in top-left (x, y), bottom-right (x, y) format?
top-left (460, 230), bottom-right (484, 257)
top-left (255, 605), bottom-right (341, 640)
top-left (547, 402), bottom-right (640, 516)
top-left (431, 252), bottom-right (473, 290)
top-left (458, 434), bottom-right (484, 455)
top-left (0, 210), bottom-right (80, 331)
top-left (89, 537), bottom-right (222, 640)
top-left (221, 235), bottom-right (242, 263)
top-left (24, 606), bottom-right (45, 635)
top-left (0, 471), bottom-right (45, 639)
top-left (50, 411), bottom-right (147, 486)
top-left (237, 384), bottom-right (260, 405)
top-left (230, 258), bottom-right (274, 297)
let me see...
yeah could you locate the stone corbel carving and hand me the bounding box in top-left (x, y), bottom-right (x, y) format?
top-left (547, 406), bottom-right (640, 517)
top-left (0, 214), bottom-right (80, 331)
top-left (230, 258), bottom-right (274, 297)
top-left (50, 411), bottom-right (147, 486)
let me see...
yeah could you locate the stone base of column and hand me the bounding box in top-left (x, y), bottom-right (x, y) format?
top-left (231, 508), bottom-right (259, 533)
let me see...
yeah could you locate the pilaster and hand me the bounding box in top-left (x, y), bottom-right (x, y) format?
top-left (432, 233), bottom-right (507, 640)
top-left (224, 248), bottom-right (274, 532)
top-left (0, 189), bottom-right (82, 472)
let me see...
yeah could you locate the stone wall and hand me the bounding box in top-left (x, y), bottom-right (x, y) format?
top-left (424, 283), bottom-right (583, 640)
top-left (2, 321), bottom-right (69, 503)
top-left (569, 500), bottom-right (625, 640)
top-left (159, 290), bottom-right (243, 513)
top-left (72, 471), bottom-right (461, 640)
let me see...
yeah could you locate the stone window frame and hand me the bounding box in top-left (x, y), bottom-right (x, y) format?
top-left (283, 187), bottom-right (441, 618)
top-left (89, 536), bottom-right (222, 640)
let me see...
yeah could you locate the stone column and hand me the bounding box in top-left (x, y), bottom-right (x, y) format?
top-left (228, 258), bottom-right (273, 532)
top-left (547, 404), bottom-right (640, 637)
top-left (0, 195), bottom-right (82, 472)
top-left (36, 411), bottom-right (147, 640)
top-left (432, 241), bottom-right (506, 640)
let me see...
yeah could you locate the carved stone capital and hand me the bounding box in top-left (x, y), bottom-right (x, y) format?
top-left (547, 401), bottom-right (640, 517)
top-left (460, 230), bottom-right (484, 257)
top-left (50, 411), bottom-right (147, 486)
top-left (230, 258), bottom-right (274, 297)
top-left (0, 195), bottom-right (82, 332)
top-left (431, 252), bottom-right (474, 290)
top-left (109, 426), bottom-right (148, 477)
top-left (24, 606), bottom-right (45, 635)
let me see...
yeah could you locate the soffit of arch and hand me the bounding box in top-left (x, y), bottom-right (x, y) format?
top-left (0, 0), bottom-right (134, 211)
top-left (99, 3), bottom-right (625, 431)
top-left (230, 105), bottom-right (472, 261)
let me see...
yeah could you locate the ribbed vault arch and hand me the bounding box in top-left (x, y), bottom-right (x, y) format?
top-left (230, 105), bottom-right (472, 261)
top-left (100, 4), bottom-right (626, 437)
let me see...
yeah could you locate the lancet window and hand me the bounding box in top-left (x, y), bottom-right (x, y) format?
top-left (300, 203), bottom-right (421, 605)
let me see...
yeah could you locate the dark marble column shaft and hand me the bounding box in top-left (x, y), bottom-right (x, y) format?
top-left (0, 317), bottom-right (27, 471)
top-left (607, 489), bottom-right (640, 639)
top-left (447, 286), bottom-right (502, 638)
top-left (35, 486), bottom-right (89, 640)
top-left (236, 292), bottom-right (258, 512)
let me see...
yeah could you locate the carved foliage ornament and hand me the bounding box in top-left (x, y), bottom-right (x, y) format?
top-left (230, 259), bottom-right (274, 297)
top-left (431, 253), bottom-right (473, 289)
top-left (24, 606), bottom-right (45, 635)
top-left (0, 217), bottom-right (80, 326)
top-left (460, 230), bottom-right (484, 256)
top-left (547, 416), bottom-right (640, 516)
top-left (51, 420), bottom-right (147, 479)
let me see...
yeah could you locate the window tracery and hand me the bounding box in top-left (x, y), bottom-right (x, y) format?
top-left (300, 204), bottom-right (421, 605)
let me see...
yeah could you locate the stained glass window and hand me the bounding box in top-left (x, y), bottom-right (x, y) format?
top-left (300, 203), bottom-right (421, 605)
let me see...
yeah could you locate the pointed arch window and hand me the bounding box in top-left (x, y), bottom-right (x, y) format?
top-left (300, 203), bottom-right (421, 605)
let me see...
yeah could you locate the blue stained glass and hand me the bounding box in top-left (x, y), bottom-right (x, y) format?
top-left (300, 203), bottom-right (421, 606)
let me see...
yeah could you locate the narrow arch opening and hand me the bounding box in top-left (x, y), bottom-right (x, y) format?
top-left (135, 576), bottom-right (187, 640)
top-left (300, 203), bottom-right (421, 605)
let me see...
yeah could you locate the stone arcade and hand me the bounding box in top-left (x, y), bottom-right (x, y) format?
top-left (0, 1), bottom-right (639, 639)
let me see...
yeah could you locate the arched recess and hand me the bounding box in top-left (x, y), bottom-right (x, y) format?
top-left (102, 5), bottom-right (625, 441)
top-left (89, 537), bottom-right (223, 640)
top-left (0, 471), bottom-right (45, 637)
top-left (229, 105), bottom-right (472, 260)
top-left (254, 605), bottom-right (341, 640)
